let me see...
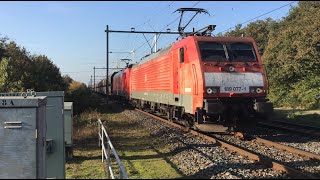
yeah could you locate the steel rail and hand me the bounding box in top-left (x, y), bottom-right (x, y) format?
top-left (135, 108), bottom-right (319, 179)
top-left (229, 131), bottom-right (320, 161)
top-left (258, 121), bottom-right (320, 138)
top-left (253, 136), bottom-right (320, 161)
top-left (271, 120), bottom-right (320, 131)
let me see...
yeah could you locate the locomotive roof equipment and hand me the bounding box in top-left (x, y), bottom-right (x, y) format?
top-left (174, 8), bottom-right (213, 38)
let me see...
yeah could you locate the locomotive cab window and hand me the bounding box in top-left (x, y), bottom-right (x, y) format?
top-left (228, 42), bottom-right (257, 62)
top-left (179, 47), bottom-right (184, 63)
top-left (198, 41), bottom-right (258, 62)
top-left (198, 42), bottom-right (227, 62)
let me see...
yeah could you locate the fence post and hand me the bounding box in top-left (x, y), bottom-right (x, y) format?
top-left (98, 123), bottom-right (101, 147)
top-left (107, 140), bottom-right (111, 179)
top-left (101, 127), bottom-right (104, 162)
top-left (98, 119), bottom-right (128, 179)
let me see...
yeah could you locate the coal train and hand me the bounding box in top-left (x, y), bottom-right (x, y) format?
top-left (94, 35), bottom-right (273, 132)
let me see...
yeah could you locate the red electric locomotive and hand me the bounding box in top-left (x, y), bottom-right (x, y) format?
top-left (127, 35), bottom-right (273, 131)
top-left (112, 67), bottom-right (131, 100)
top-left (107, 8), bottom-right (273, 132)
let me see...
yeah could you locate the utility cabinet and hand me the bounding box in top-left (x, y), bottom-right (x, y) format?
top-left (36, 91), bottom-right (65, 179)
top-left (64, 102), bottom-right (73, 159)
top-left (0, 96), bottom-right (47, 179)
top-left (0, 91), bottom-right (65, 179)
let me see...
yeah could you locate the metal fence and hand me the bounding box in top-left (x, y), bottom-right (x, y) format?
top-left (98, 119), bottom-right (128, 179)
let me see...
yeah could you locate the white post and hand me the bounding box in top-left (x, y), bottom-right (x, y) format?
top-left (154, 34), bottom-right (157, 53)
top-left (107, 141), bottom-right (111, 179)
top-left (98, 123), bottom-right (100, 147)
top-left (101, 128), bottom-right (104, 162)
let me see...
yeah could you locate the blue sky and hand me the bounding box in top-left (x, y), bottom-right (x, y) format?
top-left (0, 1), bottom-right (297, 85)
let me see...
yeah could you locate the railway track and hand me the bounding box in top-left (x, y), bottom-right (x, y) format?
top-left (215, 132), bottom-right (320, 177)
top-left (258, 120), bottom-right (320, 138)
top-left (247, 135), bottom-right (320, 161)
top-left (135, 108), bottom-right (320, 179)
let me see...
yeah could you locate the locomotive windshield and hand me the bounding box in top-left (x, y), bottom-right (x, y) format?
top-left (198, 41), bottom-right (257, 62)
top-left (198, 42), bottom-right (228, 62)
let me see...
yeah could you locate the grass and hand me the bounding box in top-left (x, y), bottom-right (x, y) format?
top-left (100, 111), bottom-right (185, 179)
top-left (66, 147), bottom-right (105, 179)
top-left (65, 110), bottom-right (107, 179)
top-left (271, 107), bottom-right (320, 127)
top-left (65, 98), bottom-right (186, 179)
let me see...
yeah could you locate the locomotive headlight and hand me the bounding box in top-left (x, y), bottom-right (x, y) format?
top-left (250, 87), bottom-right (263, 94)
top-left (228, 66), bottom-right (235, 72)
top-left (206, 87), bottom-right (219, 94)
top-left (256, 88), bottom-right (263, 93)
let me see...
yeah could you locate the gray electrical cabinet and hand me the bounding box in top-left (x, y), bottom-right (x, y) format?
top-left (64, 102), bottom-right (73, 159)
top-left (0, 91), bottom-right (65, 179)
top-left (0, 96), bottom-right (47, 179)
top-left (36, 91), bottom-right (65, 179)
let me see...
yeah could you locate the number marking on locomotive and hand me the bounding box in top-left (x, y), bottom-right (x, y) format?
top-left (223, 86), bottom-right (247, 92)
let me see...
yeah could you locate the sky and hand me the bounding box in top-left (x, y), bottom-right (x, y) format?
top-left (0, 1), bottom-right (298, 86)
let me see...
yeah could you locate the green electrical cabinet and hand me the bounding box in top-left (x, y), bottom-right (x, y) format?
top-left (0, 96), bottom-right (47, 179)
top-left (0, 91), bottom-right (65, 179)
top-left (64, 102), bottom-right (73, 159)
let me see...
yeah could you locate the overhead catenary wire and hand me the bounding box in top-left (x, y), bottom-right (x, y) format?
top-left (218, 1), bottom-right (297, 34)
top-left (131, 1), bottom-right (175, 30)
top-left (110, 1), bottom-right (168, 61)
top-left (112, 1), bottom-right (176, 62)
top-left (62, 71), bottom-right (92, 73)
top-left (126, 1), bottom-right (201, 60)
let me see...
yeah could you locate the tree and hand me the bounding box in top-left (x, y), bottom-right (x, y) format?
top-left (3, 41), bottom-right (31, 92)
top-left (0, 36), bottom-right (9, 58)
top-left (65, 80), bottom-right (92, 115)
top-left (0, 35), bottom-right (68, 93)
top-left (224, 18), bottom-right (278, 56)
top-left (26, 55), bottom-right (67, 91)
top-left (63, 75), bottom-right (73, 88)
top-left (225, 24), bottom-right (244, 37)
top-left (0, 57), bottom-right (9, 92)
top-left (243, 18), bottom-right (278, 55)
top-left (263, 1), bottom-right (320, 109)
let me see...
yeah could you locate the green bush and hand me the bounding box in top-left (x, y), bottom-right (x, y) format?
top-left (64, 80), bottom-right (97, 115)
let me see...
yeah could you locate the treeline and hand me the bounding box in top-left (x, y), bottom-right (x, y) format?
top-left (221, 1), bottom-right (320, 109)
top-left (0, 36), bottom-right (93, 114)
top-left (0, 36), bottom-right (67, 92)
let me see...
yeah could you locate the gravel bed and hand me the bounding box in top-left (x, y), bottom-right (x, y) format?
top-left (216, 130), bottom-right (320, 177)
top-left (246, 126), bottom-right (320, 156)
top-left (117, 109), bottom-right (289, 179)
